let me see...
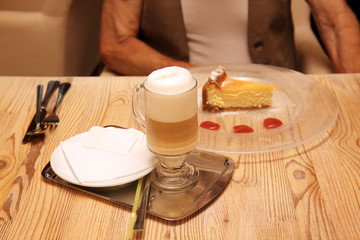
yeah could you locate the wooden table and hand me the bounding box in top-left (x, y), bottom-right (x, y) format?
top-left (0, 74), bottom-right (359, 239)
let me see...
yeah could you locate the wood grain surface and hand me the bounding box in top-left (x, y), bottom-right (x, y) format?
top-left (0, 74), bottom-right (359, 240)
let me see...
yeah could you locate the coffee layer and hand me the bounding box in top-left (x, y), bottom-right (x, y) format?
top-left (146, 114), bottom-right (198, 155)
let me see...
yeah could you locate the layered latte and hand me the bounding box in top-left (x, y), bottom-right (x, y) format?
top-left (144, 66), bottom-right (198, 155)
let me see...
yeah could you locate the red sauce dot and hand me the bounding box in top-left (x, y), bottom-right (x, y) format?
top-left (200, 121), bottom-right (220, 131)
top-left (233, 125), bottom-right (254, 133)
top-left (263, 118), bottom-right (283, 129)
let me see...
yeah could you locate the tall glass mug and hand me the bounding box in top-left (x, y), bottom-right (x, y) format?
top-left (132, 66), bottom-right (199, 190)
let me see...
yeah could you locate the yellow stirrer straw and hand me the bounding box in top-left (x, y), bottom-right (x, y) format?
top-left (126, 177), bottom-right (144, 239)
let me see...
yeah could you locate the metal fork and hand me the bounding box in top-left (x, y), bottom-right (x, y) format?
top-left (43, 82), bottom-right (71, 126)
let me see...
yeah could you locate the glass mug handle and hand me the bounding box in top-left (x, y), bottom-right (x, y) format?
top-left (132, 84), bottom-right (146, 129)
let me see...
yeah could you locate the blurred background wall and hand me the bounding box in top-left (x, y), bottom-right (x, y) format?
top-left (0, 0), bottom-right (103, 76)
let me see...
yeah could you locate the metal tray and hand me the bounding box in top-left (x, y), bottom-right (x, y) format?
top-left (42, 149), bottom-right (234, 221)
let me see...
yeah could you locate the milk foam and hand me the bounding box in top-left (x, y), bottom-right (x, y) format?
top-left (145, 66), bottom-right (196, 95)
top-left (144, 67), bottom-right (198, 122)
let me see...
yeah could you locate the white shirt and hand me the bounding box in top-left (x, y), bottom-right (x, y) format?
top-left (180, 0), bottom-right (251, 65)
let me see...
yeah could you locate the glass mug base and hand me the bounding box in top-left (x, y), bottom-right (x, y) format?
top-left (150, 154), bottom-right (199, 191)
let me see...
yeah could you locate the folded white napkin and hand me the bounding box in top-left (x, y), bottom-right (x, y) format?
top-left (60, 127), bottom-right (157, 184)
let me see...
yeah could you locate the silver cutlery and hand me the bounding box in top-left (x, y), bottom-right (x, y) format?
top-left (27, 85), bottom-right (46, 136)
top-left (43, 82), bottom-right (71, 126)
top-left (23, 80), bottom-right (60, 143)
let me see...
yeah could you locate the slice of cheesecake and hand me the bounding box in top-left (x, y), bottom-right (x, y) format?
top-left (202, 67), bottom-right (276, 112)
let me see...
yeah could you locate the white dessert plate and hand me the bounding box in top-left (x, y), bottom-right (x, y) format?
top-left (50, 131), bottom-right (157, 188)
top-left (189, 64), bottom-right (339, 153)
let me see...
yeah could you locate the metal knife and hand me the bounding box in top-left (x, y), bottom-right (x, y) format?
top-left (22, 80), bottom-right (60, 143)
